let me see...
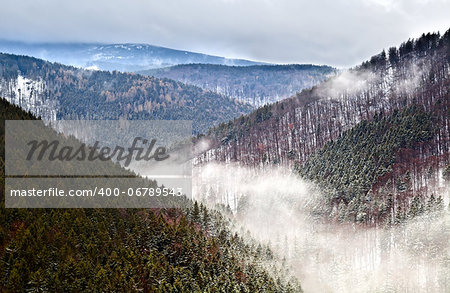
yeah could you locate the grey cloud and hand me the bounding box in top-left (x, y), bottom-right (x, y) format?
top-left (0, 0), bottom-right (448, 67)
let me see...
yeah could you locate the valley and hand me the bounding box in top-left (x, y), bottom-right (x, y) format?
top-left (1, 28), bottom-right (449, 292)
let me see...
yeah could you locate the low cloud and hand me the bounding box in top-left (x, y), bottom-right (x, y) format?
top-left (194, 163), bottom-right (450, 292)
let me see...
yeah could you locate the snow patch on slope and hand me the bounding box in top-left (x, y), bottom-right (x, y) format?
top-left (0, 75), bottom-right (58, 120)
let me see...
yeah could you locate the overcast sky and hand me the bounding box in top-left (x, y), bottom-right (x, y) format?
top-left (0, 0), bottom-right (448, 67)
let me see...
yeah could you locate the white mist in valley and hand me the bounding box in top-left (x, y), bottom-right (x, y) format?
top-left (193, 163), bottom-right (450, 293)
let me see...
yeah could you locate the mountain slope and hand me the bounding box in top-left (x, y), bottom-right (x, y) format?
top-left (141, 64), bottom-right (336, 107)
top-left (0, 98), bottom-right (302, 292)
top-left (0, 40), bottom-right (266, 72)
top-left (196, 30), bottom-right (450, 224)
top-left (298, 104), bottom-right (447, 224)
top-left (0, 53), bottom-right (253, 133)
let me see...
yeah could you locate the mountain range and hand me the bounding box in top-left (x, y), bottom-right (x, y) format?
top-left (0, 40), bottom-right (266, 72)
top-left (0, 53), bottom-right (253, 133)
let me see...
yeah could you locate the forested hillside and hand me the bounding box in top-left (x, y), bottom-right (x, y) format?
top-left (298, 105), bottom-right (447, 224)
top-left (0, 98), bottom-right (302, 292)
top-left (0, 54), bottom-right (253, 133)
top-left (142, 64), bottom-right (335, 107)
top-left (196, 30), bottom-right (450, 224)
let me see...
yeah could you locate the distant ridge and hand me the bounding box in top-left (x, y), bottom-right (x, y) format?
top-left (0, 40), bottom-right (268, 72)
top-left (141, 63), bottom-right (336, 106)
